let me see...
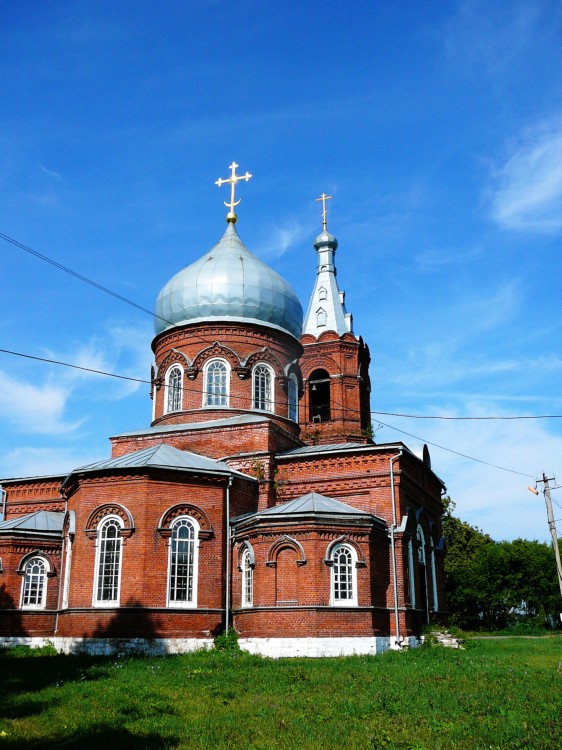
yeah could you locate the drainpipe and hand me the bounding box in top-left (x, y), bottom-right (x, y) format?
top-left (0, 487), bottom-right (7, 522)
top-left (389, 451), bottom-right (403, 647)
top-left (224, 475), bottom-right (233, 635)
top-left (54, 495), bottom-right (69, 637)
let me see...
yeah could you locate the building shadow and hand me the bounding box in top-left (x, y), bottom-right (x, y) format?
top-left (0, 724), bottom-right (179, 749)
top-left (88, 599), bottom-right (169, 655)
top-left (0, 584), bottom-right (26, 636)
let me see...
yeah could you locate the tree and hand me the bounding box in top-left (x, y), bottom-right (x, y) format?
top-left (441, 496), bottom-right (493, 628)
top-left (442, 497), bottom-right (561, 629)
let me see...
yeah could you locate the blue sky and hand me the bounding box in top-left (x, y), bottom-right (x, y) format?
top-left (1, 0), bottom-right (562, 541)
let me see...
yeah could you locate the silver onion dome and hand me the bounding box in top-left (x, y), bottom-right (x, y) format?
top-left (154, 223), bottom-right (304, 339)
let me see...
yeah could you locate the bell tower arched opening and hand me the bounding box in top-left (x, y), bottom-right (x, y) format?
top-left (309, 368), bottom-right (331, 423)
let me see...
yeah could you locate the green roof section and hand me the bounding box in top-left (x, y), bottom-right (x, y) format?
top-left (61, 443), bottom-right (254, 489)
top-left (0, 510), bottom-right (64, 536)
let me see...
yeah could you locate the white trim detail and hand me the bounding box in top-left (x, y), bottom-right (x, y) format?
top-left (93, 515), bottom-right (124, 608)
top-left (287, 373), bottom-right (298, 422)
top-left (202, 358), bottom-right (230, 408)
top-left (164, 364), bottom-right (184, 414)
top-left (252, 363), bottom-right (274, 412)
top-left (241, 547), bottom-right (253, 608)
top-left (329, 543), bottom-right (358, 606)
top-left (20, 555), bottom-right (50, 610)
top-left (167, 516), bottom-right (200, 609)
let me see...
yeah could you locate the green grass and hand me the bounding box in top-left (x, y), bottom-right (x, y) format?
top-left (1, 638), bottom-right (561, 749)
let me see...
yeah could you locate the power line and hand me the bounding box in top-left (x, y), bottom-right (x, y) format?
top-left (374, 418), bottom-right (535, 479)
top-left (0, 231), bottom-right (174, 330)
top-left (0, 347), bottom-right (541, 478)
top-left (2, 345), bottom-right (560, 423)
top-left (0, 232), bottom-right (551, 480)
top-left (371, 410), bottom-right (562, 421)
top-left (0, 348), bottom-right (151, 384)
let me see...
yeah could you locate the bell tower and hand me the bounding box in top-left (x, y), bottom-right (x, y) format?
top-left (298, 196), bottom-right (372, 445)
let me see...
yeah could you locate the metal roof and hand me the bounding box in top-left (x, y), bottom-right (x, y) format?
top-left (112, 413), bottom-right (270, 439)
top-left (278, 442), bottom-right (389, 457)
top-left (62, 443), bottom-right (254, 489)
top-left (154, 223), bottom-right (303, 339)
top-left (0, 510), bottom-right (64, 535)
top-left (255, 492), bottom-right (371, 518)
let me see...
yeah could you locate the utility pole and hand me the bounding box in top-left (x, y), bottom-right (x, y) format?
top-left (537, 473), bottom-right (562, 600)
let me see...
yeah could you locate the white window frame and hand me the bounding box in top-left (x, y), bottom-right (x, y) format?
top-left (165, 364), bottom-right (184, 414)
top-left (318, 286), bottom-right (328, 301)
top-left (93, 515), bottom-right (124, 608)
top-left (241, 547), bottom-right (253, 608)
top-left (287, 374), bottom-right (299, 422)
top-left (202, 358), bottom-right (230, 408)
top-left (167, 516), bottom-right (199, 609)
top-left (408, 536), bottom-right (416, 608)
top-left (20, 555), bottom-right (50, 610)
top-left (252, 363), bottom-right (274, 412)
top-left (430, 537), bottom-right (439, 611)
top-left (316, 308), bottom-right (327, 327)
top-left (330, 543), bottom-right (358, 606)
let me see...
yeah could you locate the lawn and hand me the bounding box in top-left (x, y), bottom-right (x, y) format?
top-left (1, 638), bottom-right (561, 749)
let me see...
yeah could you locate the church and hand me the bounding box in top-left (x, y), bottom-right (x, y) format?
top-left (0, 164), bottom-right (446, 657)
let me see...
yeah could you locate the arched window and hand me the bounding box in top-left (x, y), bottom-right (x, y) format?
top-left (330, 543), bottom-right (357, 606)
top-left (94, 516), bottom-right (123, 606)
top-left (287, 374), bottom-right (298, 422)
top-left (21, 556), bottom-right (48, 609)
top-left (253, 364), bottom-right (274, 412)
top-left (318, 286), bottom-right (327, 301)
top-left (203, 359), bottom-right (229, 407)
top-left (316, 308), bottom-right (327, 327)
top-left (241, 547), bottom-right (253, 608)
top-left (417, 527), bottom-right (429, 622)
top-left (408, 537), bottom-right (416, 608)
top-left (168, 517), bottom-right (199, 608)
top-left (165, 365), bottom-right (183, 413)
top-left (430, 536), bottom-right (439, 611)
top-left (309, 368), bottom-right (330, 422)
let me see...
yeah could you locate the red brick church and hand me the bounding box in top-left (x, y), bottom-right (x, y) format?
top-left (0, 166), bottom-right (446, 656)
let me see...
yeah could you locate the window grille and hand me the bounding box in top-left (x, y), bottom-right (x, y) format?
top-left (166, 366), bottom-right (183, 413)
top-left (241, 548), bottom-right (253, 607)
top-left (253, 365), bottom-right (273, 412)
top-left (288, 375), bottom-right (298, 422)
top-left (169, 518), bottom-right (197, 605)
top-left (21, 557), bottom-right (47, 608)
top-left (95, 518), bottom-right (122, 604)
top-left (205, 360), bottom-right (228, 407)
top-left (332, 545), bottom-right (354, 602)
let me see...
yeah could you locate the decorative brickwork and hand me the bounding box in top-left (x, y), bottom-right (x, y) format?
top-left (0, 215), bottom-right (447, 654)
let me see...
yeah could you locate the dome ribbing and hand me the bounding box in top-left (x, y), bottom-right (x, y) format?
top-left (154, 224), bottom-right (303, 339)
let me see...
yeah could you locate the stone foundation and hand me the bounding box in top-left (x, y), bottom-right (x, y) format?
top-left (0, 635), bottom-right (420, 657)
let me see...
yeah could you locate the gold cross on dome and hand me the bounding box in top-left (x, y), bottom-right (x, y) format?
top-left (215, 162), bottom-right (252, 223)
top-left (315, 192), bottom-right (332, 231)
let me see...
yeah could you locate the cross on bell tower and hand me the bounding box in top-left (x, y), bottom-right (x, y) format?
top-left (315, 192), bottom-right (332, 231)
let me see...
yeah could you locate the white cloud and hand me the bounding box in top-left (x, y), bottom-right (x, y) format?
top-left (39, 164), bottom-right (62, 180)
top-left (259, 219), bottom-right (310, 259)
top-left (490, 119), bottom-right (562, 231)
top-left (445, 0), bottom-right (547, 75)
top-left (415, 245), bottom-right (484, 273)
top-left (0, 446), bottom-right (102, 480)
top-left (46, 323), bottom-right (152, 401)
top-left (378, 406), bottom-right (562, 542)
top-left (0, 371), bottom-right (82, 435)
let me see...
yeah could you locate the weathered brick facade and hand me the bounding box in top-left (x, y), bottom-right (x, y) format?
top-left (0, 214), bottom-right (447, 656)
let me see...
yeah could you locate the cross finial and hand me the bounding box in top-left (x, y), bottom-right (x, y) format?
top-left (215, 161), bottom-right (252, 224)
top-left (315, 192), bottom-right (332, 231)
